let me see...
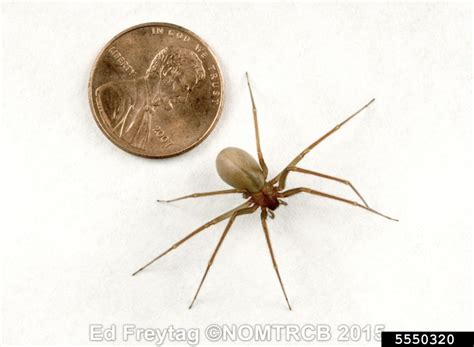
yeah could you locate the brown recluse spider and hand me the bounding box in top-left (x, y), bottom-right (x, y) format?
top-left (132, 73), bottom-right (397, 310)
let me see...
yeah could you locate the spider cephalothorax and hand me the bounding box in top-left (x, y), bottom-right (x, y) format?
top-left (249, 183), bottom-right (281, 211)
top-left (133, 73), bottom-right (397, 310)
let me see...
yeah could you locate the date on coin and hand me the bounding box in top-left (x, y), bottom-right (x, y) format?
top-left (88, 23), bottom-right (224, 158)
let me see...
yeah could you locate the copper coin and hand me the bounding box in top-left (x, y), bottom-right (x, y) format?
top-left (88, 23), bottom-right (224, 158)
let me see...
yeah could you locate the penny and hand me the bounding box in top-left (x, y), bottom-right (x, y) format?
top-left (88, 23), bottom-right (224, 158)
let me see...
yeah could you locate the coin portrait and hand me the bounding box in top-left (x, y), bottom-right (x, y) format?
top-left (89, 23), bottom-right (224, 158)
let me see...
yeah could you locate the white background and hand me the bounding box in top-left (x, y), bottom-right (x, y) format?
top-left (1, 2), bottom-right (473, 345)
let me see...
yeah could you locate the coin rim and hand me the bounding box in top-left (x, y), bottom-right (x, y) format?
top-left (88, 22), bottom-right (225, 158)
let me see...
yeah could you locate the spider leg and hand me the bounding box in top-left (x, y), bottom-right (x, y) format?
top-left (271, 99), bottom-right (375, 187)
top-left (282, 187), bottom-right (397, 221)
top-left (260, 208), bottom-right (292, 310)
top-left (246, 72), bottom-right (268, 178)
top-left (157, 188), bottom-right (246, 203)
top-left (280, 167), bottom-right (369, 207)
top-left (132, 201), bottom-right (252, 276)
top-left (189, 205), bottom-right (258, 309)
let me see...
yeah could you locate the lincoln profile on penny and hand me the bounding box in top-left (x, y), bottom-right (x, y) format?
top-left (95, 46), bottom-right (206, 150)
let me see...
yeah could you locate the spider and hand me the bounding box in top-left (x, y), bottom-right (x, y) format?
top-left (132, 73), bottom-right (397, 310)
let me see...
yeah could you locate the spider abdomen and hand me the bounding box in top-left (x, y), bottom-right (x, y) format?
top-left (216, 147), bottom-right (265, 193)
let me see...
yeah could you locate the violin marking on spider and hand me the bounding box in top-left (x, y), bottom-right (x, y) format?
top-left (133, 73), bottom-right (397, 310)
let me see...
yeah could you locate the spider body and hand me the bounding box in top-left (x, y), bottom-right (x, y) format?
top-left (216, 146), bottom-right (280, 210)
top-left (133, 73), bottom-right (397, 310)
